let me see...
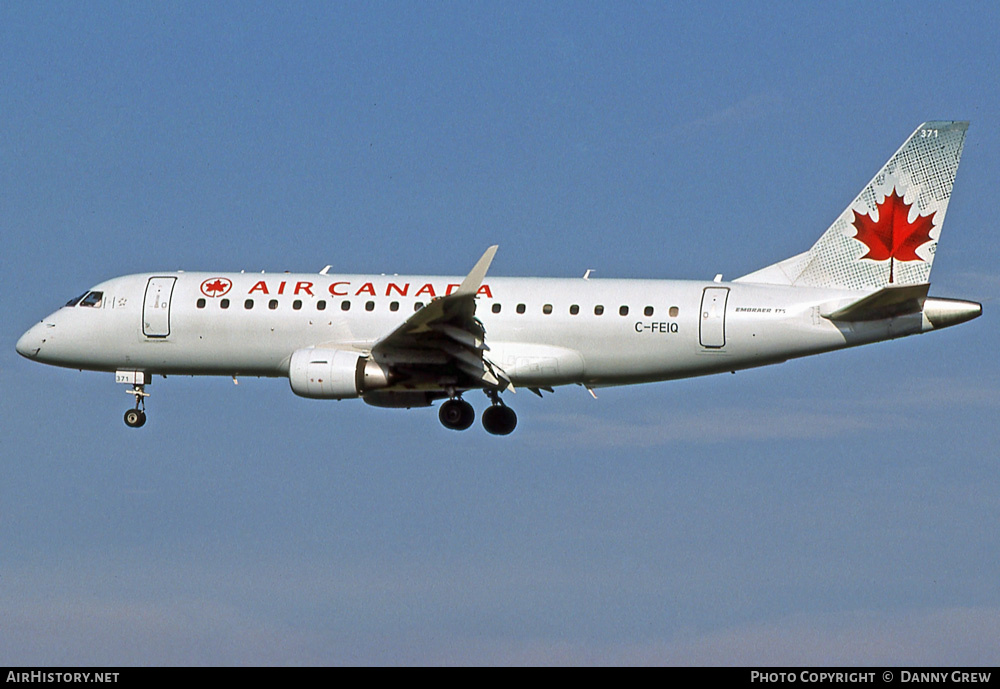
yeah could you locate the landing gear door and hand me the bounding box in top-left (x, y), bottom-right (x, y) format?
top-left (699, 286), bottom-right (729, 348)
top-left (143, 277), bottom-right (177, 338)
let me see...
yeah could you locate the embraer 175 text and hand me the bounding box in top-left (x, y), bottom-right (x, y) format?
top-left (17, 122), bottom-right (981, 435)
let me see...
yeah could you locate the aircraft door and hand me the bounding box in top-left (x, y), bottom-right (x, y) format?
top-left (143, 277), bottom-right (177, 338)
top-left (699, 287), bottom-right (729, 348)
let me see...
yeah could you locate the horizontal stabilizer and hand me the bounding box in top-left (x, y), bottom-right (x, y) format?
top-left (822, 283), bottom-right (929, 322)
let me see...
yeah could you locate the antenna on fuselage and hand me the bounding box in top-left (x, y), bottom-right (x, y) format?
top-left (319, 265), bottom-right (331, 275)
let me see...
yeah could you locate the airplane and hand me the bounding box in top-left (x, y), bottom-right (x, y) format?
top-left (16, 121), bottom-right (981, 435)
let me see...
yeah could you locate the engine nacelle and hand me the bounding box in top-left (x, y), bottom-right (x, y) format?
top-left (288, 348), bottom-right (391, 399)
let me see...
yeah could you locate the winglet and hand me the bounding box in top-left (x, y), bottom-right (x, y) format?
top-left (455, 245), bottom-right (498, 297)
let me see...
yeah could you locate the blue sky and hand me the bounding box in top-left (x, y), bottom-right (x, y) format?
top-left (3, 1), bottom-right (999, 665)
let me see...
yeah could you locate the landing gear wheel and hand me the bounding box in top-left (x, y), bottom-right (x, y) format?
top-left (482, 404), bottom-right (517, 435)
top-left (124, 409), bottom-right (146, 428)
top-left (439, 398), bottom-right (475, 431)
top-left (123, 382), bottom-right (149, 428)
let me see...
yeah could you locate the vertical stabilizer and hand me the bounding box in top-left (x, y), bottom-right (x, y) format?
top-left (736, 121), bottom-right (967, 290)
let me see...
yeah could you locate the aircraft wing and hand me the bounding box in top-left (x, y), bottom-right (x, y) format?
top-left (370, 246), bottom-right (510, 390)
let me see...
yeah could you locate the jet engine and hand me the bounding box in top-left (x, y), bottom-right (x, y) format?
top-left (288, 348), bottom-right (391, 399)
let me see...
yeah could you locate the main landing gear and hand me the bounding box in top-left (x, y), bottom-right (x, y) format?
top-left (482, 402), bottom-right (517, 436)
top-left (482, 390), bottom-right (517, 436)
top-left (437, 390), bottom-right (518, 435)
top-left (439, 397), bottom-right (475, 431)
top-left (124, 384), bottom-right (149, 428)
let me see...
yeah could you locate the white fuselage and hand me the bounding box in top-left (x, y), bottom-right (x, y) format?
top-left (15, 270), bottom-right (949, 390)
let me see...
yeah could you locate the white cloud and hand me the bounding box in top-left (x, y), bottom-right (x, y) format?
top-left (681, 92), bottom-right (781, 133)
top-left (384, 607), bottom-right (1000, 665)
top-left (526, 405), bottom-right (888, 449)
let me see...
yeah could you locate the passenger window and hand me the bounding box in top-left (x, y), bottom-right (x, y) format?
top-left (80, 291), bottom-right (103, 308)
top-left (341, 301), bottom-right (351, 311)
top-left (365, 301), bottom-right (375, 312)
top-left (570, 305), bottom-right (579, 315)
top-left (197, 298), bottom-right (206, 309)
top-left (644, 306), bottom-right (654, 317)
top-left (293, 300), bottom-right (302, 310)
top-left (619, 305), bottom-right (629, 316)
top-left (317, 300), bottom-right (326, 311)
top-left (65, 292), bottom-right (88, 307)
top-left (542, 304), bottom-right (553, 314)
top-left (220, 298), bottom-right (230, 309)
top-left (414, 301), bottom-right (424, 311)
top-left (594, 305), bottom-right (604, 315)
top-left (492, 303), bottom-right (501, 314)
top-left (269, 299), bottom-right (279, 310)
top-left (669, 306), bottom-right (679, 317)
top-left (516, 303), bottom-right (526, 314)
top-left (390, 301), bottom-right (399, 312)
top-left (244, 299), bottom-right (254, 310)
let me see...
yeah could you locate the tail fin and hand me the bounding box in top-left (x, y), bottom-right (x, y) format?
top-left (736, 121), bottom-right (968, 290)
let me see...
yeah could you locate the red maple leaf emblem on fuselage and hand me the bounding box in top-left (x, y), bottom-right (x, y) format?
top-left (852, 188), bottom-right (935, 283)
top-left (200, 277), bottom-right (232, 297)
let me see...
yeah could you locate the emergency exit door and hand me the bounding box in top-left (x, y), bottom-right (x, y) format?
top-left (143, 277), bottom-right (177, 338)
top-left (699, 287), bottom-right (729, 348)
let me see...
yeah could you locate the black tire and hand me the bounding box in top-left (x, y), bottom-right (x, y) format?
top-left (124, 409), bottom-right (143, 428)
top-left (439, 399), bottom-right (475, 431)
top-left (458, 400), bottom-right (475, 429)
top-left (482, 404), bottom-right (517, 435)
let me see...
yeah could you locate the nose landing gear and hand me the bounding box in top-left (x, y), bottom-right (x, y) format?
top-left (124, 408), bottom-right (146, 428)
top-left (124, 384), bottom-right (149, 428)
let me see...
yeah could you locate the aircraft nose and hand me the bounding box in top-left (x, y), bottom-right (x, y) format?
top-left (16, 323), bottom-right (48, 359)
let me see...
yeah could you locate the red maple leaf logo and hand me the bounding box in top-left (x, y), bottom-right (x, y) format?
top-left (200, 277), bottom-right (232, 297)
top-left (852, 188), bottom-right (935, 282)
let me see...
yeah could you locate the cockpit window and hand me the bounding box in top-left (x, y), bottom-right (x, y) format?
top-left (79, 291), bottom-right (104, 308)
top-left (65, 292), bottom-right (89, 307)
